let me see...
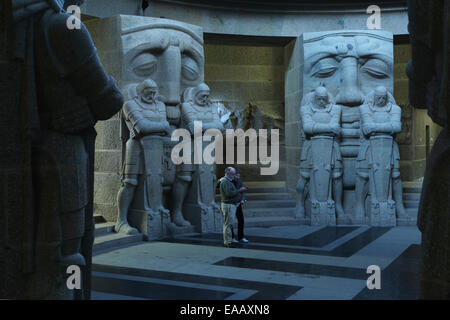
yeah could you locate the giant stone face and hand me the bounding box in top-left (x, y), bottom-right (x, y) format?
top-left (303, 30), bottom-right (393, 106)
top-left (301, 30), bottom-right (394, 193)
top-left (120, 16), bottom-right (205, 104)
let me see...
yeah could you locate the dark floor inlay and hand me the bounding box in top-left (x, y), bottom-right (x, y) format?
top-left (93, 275), bottom-right (232, 300)
top-left (182, 226), bottom-right (359, 248)
top-left (162, 227), bottom-right (392, 257)
top-left (214, 257), bottom-right (368, 279)
top-left (353, 244), bottom-right (422, 300)
top-left (92, 264), bottom-right (302, 300)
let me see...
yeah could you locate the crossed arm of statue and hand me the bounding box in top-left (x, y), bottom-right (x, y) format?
top-left (123, 102), bottom-right (171, 137)
top-left (300, 105), bottom-right (342, 137)
top-left (182, 104), bottom-right (224, 134)
top-left (360, 106), bottom-right (402, 136)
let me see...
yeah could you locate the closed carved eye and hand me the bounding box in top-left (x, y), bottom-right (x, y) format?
top-left (130, 53), bottom-right (157, 77)
top-left (310, 57), bottom-right (338, 78)
top-left (312, 66), bottom-right (338, 78)
top-left (361, 59), bottom-right (390, 79)
top-left (182, 55), bottom-right (200, 81)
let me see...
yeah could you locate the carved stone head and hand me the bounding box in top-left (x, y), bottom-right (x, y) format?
top-left (303, 31), bottom-right (393, 107)
top-left (120, 16), bottom-right (205, 105)
top-left (373, 85), bottom-right (388, 107)
top-left (193, 83), bottom-right (211, 106)
top-left (314, 86), bottom-right (329, 108)
top-left (137, 79), bottom-right (158, 104)
top-left (183, 82), bottom-right (211, 106)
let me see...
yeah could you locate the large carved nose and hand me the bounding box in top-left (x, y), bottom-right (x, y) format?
top-left (335, 57), bottom-right (364, 106)
top-left (156, 46), bottom-right (181, 105)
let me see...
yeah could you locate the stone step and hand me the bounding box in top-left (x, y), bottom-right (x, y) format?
top-left (243, 207), bottom-right (296, 218)
top-left (403, 193), bottom-right (421, 201)
top-left (241, 181), bottom-right (287, 194)
top-left (94, 214), bottom-right (106, 224)
top-left (404, 200), bottom-right (419, 209)
top-left (95, 222), bottom-right (115, 237)
top-left (215, 192), bottom-right (293, 202)
top-left (167, 224), bottom-right (197, 236)
top-left (244, 216), bottom-right (302, 228)
top-left (243, 199), bottom-right (297, 209)
top-left (403, 187), bottom-right (422, 194)
top-left (93, 232), bottom-right (143, 253)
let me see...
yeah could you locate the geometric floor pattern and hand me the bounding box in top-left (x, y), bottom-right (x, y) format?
top-left (91, 224), bottom-right (422, 300)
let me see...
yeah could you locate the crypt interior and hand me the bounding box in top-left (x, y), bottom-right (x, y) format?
top-left (1, 0), bottom-right (449, 300)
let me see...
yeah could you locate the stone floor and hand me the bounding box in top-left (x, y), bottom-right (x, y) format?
top-left (91, 224), bottom-right (423, 300)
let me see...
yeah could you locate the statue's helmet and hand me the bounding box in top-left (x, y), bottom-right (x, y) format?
top-left (194, 82), bottom-right (210, 95)
top-left (183, 82), bottom-right (210, 103)
top-left (315, 86), bottom-right (328, 97)
top-left (374, 85), bottom-right (387, 97)
top-left (137, 79), bottom-right (158, 95)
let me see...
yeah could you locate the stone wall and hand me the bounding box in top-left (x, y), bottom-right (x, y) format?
top-left (394, 43), bottom-right (442, 181)
top-left (81, 0), bottom-right (409, 36)
top-left (284, 38), bottom-right (303, 195)
top-left (85, 17), bottom-right (123, 222)
top-left (204, 43), bottom-right (286, 181)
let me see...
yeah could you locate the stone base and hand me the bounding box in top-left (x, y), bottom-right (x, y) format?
top-left (310, 201), bottom-right (336, 226)
top-left (294, 217), bottom-right (310, 225)
top-left (396, 218), bottom-right (417, 226)
top-left (182, 203), bottom-right (223, 233)
top-left (128, 209), bottom-right (171, 241)
top-left (368, 201), bottom-right (397, 227)
top-left (166, 223), bottom-right (196, 236)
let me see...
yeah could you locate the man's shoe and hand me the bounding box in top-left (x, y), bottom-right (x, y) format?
top-left (224, 243), bottom-right (236, 248)
top-left (232, 238), bottom-right (239, 243)
top-left (239, 238), bottom-right (249, 243)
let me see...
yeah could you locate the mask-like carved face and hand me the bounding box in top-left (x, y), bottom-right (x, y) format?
top-left (141, 87), bottom-right (157, 104)
top-left (195, 91), bottom-right (210, 106)
top-left (303, 31), bottom-right (393, 107)
top-left (121, 17), bottom-right (205, 105)
top-left (374, 93), bottom-right (387, 107)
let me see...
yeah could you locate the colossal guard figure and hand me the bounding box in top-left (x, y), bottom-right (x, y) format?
top-left (407, 0), bottom-right (450, 299)
top-left (115, 79), bottom-right (171, 238)
top-left (297, 87), bottom-right (344, 225)
top-left (84, 16), bottom-right (205, 229)
top-left (355, 86), bottom-right (406, 226)
top-left (172, 82), bottom-right (224, 231)
top-left (1, 0), bottom-right (123, 299)
top-left (301, 30), bottom-right (394, 223)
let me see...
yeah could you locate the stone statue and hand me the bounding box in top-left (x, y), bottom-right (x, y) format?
top-left (171, 82), bottom-right (224, 228)
top-left (407, 0), bottom-right (450, 299)
top-left (1, 0), bottom-right (123, 299)
top-left (297, 86), bottom-right (344, 225)
top-left (115, 79), bottom-right (171, 236)
top-left (85, 16), bottom-right (206, 234)
top-left (301, 30), bottom-right (394, 223)
top-left (216, 102), bottom-right (234, 130)
top-left (355, 86), bottom-right (406, 225)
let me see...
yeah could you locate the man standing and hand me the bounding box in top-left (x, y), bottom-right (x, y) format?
top-left (219, 167), bottom-right (247, 247)
top-left (232, 169), bottom-right (249, 243)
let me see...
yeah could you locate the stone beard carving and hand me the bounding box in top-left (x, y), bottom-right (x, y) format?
top-left (355, 86), bottom-right (406, 225)
top-left (1, 0), bottom-right (123, 299)
top-left (302, 31), bottom-right (394, 223)
top-left (172, 82), bottom-right (224, 227)
top-left (215, 102), bottom-right (234, 130)
top-left (116, 79), bottom-right (170, 235)
top-left (297, 87), bottom-right (344, 225)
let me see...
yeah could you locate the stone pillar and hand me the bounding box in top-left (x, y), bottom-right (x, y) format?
top-left (284, 37), bottom-right (303, 198)
top-left (293, 30), bottom-right (400, 224)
